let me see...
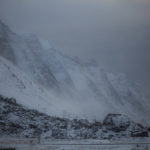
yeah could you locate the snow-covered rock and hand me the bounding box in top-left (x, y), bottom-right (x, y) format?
top-left (102, 114), bottom-right (148, 138)
top-left (0, 95), bottom-right (148, 139)
top-left (103, 114), bottom-right (130, 132)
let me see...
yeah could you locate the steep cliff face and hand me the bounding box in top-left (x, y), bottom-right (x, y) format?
top-left (0, 20), bottom-right (149, 124)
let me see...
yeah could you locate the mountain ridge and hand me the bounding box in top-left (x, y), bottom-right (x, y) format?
top-left (0, 20), bottom-right (149, 125)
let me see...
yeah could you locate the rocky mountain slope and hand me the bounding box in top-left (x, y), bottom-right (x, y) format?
top-left (0, 95), bottom-right (148, 139)
top-left (0, 56), bottom-right (61, 116)
top-left (0, 20), bottom-right (149, 125)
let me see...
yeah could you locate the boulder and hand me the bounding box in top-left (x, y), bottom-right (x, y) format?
top-left (131, 130), bottom-right (148, 137)
top-left (103, 114), bottom-right (130, 132)
top-left (130, 123), bottom-right (148, 137)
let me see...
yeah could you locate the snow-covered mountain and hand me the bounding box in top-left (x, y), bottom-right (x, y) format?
top-left (0, 56), bottom-right (61, 116)
top-left (0, 20), bottom-right (149, 125)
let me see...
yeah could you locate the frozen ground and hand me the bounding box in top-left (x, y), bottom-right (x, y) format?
top-left (1, 144), bottom-right (148, 150)
top-left (0, 138), bottom-right (150, 150)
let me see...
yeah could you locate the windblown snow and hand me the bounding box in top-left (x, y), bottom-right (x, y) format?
top-left (0, 20), bottom-right (149, 125)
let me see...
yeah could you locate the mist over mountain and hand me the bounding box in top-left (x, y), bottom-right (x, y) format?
top-left (0, 20), bottom-right (149, 125)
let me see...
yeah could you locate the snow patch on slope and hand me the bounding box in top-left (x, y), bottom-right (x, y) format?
top-left (0, 56), bottom-right (58, 116)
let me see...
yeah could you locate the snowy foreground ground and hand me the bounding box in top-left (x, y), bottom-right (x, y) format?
top-left (0, 138), bottom-right (150, 150)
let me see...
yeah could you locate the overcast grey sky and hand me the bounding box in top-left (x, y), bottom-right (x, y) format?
top-left (0, 0), bottom-right (150, 92)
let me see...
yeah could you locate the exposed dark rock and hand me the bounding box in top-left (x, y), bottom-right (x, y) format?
top-left (131, 130), bottom-right (148, 137)
top-left (52, 129), bottom-right (67, 139)
top-left (71, 119), bottom-right (91, 130)
top-left (130, 123), bottom-right (148, 137)
top-left (0, 95), bottom-right (148, 139)
top-left (103, 114), bottom-right (130, 132)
